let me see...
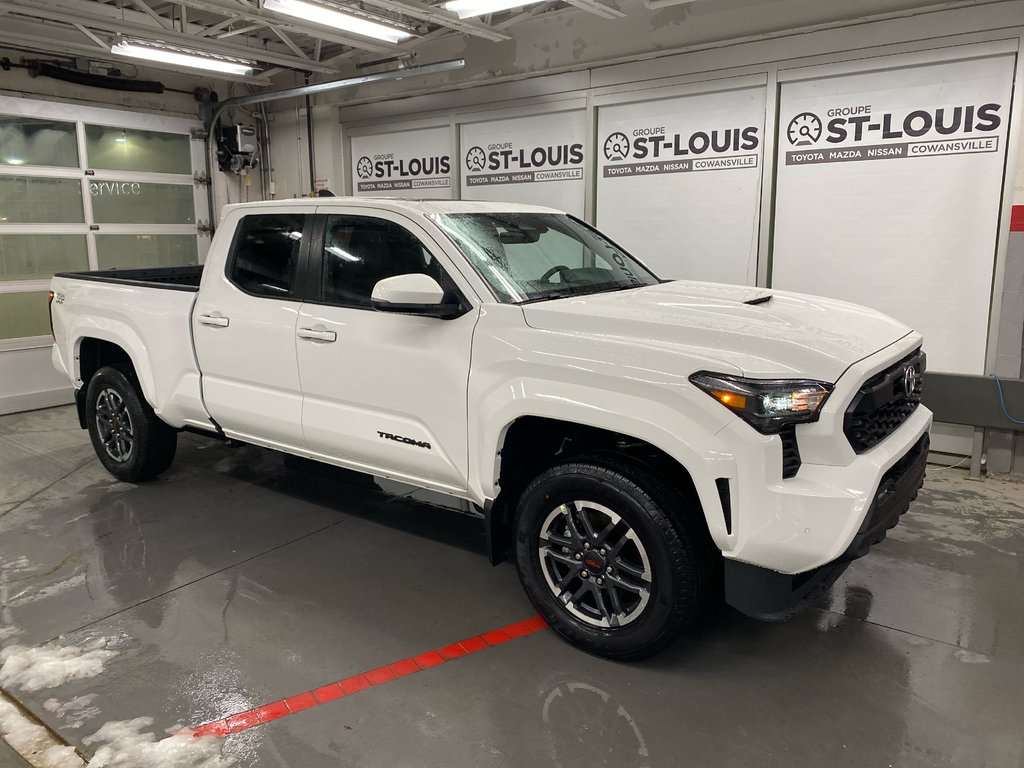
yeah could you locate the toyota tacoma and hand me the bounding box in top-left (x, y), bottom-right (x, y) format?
top-left (49, 198), bottom-right (930, 659)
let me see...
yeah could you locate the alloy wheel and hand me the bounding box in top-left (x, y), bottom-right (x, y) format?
top-left (95, 388), bottom-right (135, 463)
top-left (537, 500), bottom-right (652, 628)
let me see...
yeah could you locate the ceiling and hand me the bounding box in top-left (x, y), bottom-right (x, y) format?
top-left (0, 0), bottom-right (633, 86)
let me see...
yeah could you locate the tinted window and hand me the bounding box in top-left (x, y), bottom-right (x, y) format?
top-left (321, 215), bottom-right (450, 308)
top-left (229, 214), bottom-right (305, 298)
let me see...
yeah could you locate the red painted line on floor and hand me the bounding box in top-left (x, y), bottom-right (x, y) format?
top-left (1011, 205), bottom-right (1024, 232)
top-left (189, 615), bottom-right (548, 738)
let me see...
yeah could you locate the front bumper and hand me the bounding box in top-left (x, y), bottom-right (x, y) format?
top-left (724, 432), bottom-right (929, 617)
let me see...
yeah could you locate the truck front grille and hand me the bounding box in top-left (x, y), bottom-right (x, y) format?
top-left (843, 349), bottom-right (925, 454)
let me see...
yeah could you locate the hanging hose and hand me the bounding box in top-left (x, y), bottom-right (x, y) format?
top-left (990, 373), bottom-right (1024, 425)
top-left (24, 60), bottom-right (165, 93)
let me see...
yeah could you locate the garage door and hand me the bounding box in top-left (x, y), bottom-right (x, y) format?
top-left (0, 96), bottom-right (208, 414)
top-left (458, 104), bottom-right (588, 217)
top-left (771, 49), bottom-right (1016, 377)
top-left (350, 124), bottom-right (453, 200)
top-left (595, 77), bottom-right (767, 283)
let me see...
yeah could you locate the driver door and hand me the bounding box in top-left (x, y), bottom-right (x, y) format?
top-left (295, 211), bottom-right (479, 493)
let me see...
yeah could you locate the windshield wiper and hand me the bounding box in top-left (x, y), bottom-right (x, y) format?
top-left (519, 290), bottom-right (579, 304)
top-left (518, 283), bottom-right (646, 305)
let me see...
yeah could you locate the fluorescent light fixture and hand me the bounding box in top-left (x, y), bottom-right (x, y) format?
top-left (441, 0), bottom-right (538, 18)
top-left (263, 0), bottom-right (413, 43)
top-left (111, 41), bottom-right (255, 76)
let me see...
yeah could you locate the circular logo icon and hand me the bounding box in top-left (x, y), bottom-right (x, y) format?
top-left (603, 132), bottom-right (630, 162)
top-left (786, 112), bottom-right (823, 146)
top-left (465, 146), bottom-right (486, 172)
top-left (355, 156), bottom-right (373, 179)
top-left (903, 365), bottom-right (919, 395)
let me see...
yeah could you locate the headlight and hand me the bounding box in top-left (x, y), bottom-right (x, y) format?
top-left (689, 372), bottom-right (833, 434)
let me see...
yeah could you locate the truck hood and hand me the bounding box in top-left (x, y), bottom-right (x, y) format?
top-left (520, 280), bottom-right (913, 382)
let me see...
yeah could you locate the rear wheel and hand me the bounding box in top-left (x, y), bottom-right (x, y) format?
top-left (86, 365), bottom-right (177, 482)
top-left (514, 457), bottom-right (712, 661)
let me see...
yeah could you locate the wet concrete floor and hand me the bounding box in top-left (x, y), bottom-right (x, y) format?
top-left (0, 405), bottom-right (1022, 767)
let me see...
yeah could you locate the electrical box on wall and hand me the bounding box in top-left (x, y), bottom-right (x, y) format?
top-left (216, 124), bottom-right (258, 175)
top-left (235, 125), bottom-right (257, 154)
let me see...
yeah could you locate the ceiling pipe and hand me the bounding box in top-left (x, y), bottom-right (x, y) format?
top-left (200, 57), bottom-right (465, 230)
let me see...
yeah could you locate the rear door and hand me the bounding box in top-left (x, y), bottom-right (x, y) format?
top-left (295, 210), bottom-right (479, 492)
top-left (193, 208), bottom-right (312, 449)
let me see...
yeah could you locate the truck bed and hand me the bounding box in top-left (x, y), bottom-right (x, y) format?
top-left (54, 265), bottom-right (203, 292)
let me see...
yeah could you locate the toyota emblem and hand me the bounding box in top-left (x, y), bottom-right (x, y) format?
top-left (903, 365), bottom-right (919, 394)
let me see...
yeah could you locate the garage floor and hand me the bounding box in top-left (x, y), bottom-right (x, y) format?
top-left (1, 406), bottom-right (1022, 768)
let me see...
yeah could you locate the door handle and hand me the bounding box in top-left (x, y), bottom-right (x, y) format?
top-left (297, 327), bottom-right (337, 343)
top-left (198, 314), bottom-right (229, 327)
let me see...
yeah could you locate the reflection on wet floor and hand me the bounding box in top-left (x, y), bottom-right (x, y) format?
top-left (1, 406), bottom-right (1023, 768)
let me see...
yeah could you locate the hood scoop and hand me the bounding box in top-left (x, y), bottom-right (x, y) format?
top-left (743, 293), bottom-right (773, 306)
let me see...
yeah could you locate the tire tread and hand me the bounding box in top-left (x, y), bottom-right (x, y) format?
top-left (514, 454), bottom-right (713, 661)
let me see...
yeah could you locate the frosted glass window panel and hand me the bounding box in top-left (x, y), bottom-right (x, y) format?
top-left (85, 125), bottom-right (191, 174)
top-left (0, 177), bottom-right (85, 223)
top-left (0, 291), bottom-right (50, 339)
top-left (0, 235), bottom-right (89, 281)
top-left (0, 116), bottom-right (79, 168)
top-left (90, 181), bottom-right (195, 224)
top-left (96, 234), bottom-right (198, 269)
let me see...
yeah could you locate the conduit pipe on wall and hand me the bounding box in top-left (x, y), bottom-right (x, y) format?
top-left (642, 0), bottom-right (703, 9)
top-left (201, 58), bottom-right (466, 232)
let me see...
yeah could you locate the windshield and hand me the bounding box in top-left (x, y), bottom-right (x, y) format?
top-left (432, 212), bottom-right (660, 304)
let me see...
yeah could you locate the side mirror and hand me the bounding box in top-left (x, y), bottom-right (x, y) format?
top-left (370, 274), bottom-right (464, 319)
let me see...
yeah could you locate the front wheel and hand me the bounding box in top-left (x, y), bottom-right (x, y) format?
top-left (85, 365), bottom-right (177, 483)
top-left (514, 457), bottom-right (712, 660)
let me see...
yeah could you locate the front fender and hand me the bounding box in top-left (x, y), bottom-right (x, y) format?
top-left (469, 378), bottom-right (738, 548)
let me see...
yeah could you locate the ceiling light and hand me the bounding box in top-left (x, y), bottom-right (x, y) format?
top-left (441, 0), bottom-right (538, 18)
top-left (263, 0), bottom-right (413, 43)
top-left (111, 41), bottom-right (255, 76)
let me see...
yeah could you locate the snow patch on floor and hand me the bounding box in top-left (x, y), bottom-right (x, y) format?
top-left (954, 648), bottom-right (991, 664)
top-left (0, 557), bottom-right (32, 575)
top-left (84, 718), bottom-right (234, 768)
top-left (9, 574), bottom-right (88, 607)
top-left (0, 638), bottom-right (116, 692)
top-left (42, 695), bottom-right (100, 730)
top-left (0, 695), bottom-right (84, 767)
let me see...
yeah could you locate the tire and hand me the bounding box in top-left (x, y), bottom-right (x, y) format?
top-left (85, 364), bottom-right (177, 483)
top-left (513, 456), bottom-right (713, 661)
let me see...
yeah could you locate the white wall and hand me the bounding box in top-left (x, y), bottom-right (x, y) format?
top-left (265, 104), bottom-right (344, 201)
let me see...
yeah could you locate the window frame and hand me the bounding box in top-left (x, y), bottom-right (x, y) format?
top-left (302, 212), bottom-right (472, 314)
top-left (83, 123), bottom-right (194, 175)
top-left (224, 212), bottom-right (316, 302)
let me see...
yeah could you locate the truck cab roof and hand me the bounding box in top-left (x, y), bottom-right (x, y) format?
top-left (219, 197), bottom-right (564, 220)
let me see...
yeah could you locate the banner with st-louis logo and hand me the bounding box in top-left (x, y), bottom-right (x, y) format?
top-left (459, 110), bottom-right (586, 216)
top-left (772, 52), bottom-right (1014, 377)
top-left (350, 126), bottom-right (452, 199)
top-left (595, 85), bottom-right (766, 284)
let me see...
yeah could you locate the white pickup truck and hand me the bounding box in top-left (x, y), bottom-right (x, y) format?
top-left (49, 198), bottom-right (931, 659)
